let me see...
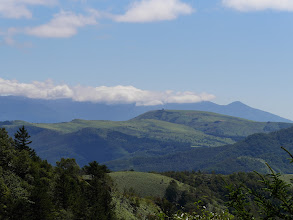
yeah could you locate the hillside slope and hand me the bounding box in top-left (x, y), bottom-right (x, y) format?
top-left (106, 126), bottom-right (293, 174)
top-left (1, 110), bottom-right (292, 168)
top-left (133, 110), bottom-right (291, 141)
top-left (110, 171), bottom-right (189, 198)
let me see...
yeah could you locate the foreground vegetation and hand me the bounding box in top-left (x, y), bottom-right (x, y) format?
top-left (2, 125), bottom-right (293, 219)
top-left (0, 127), bottom-right (114, 219)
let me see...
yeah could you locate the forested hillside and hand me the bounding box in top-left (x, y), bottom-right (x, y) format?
top-left (107, 125), bottom-right (293, 173)
top-left (1, 110), bottom-right (291, 168)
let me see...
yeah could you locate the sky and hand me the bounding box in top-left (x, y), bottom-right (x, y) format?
top-left (1, 0), bottom-right (293, 119)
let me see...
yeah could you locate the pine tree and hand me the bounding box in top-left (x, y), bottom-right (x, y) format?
top-left (227, 147), bottom-right (293, 219)
top-left (84, 161), bottom-right (115, 219)
top-left (14, 126), bottom-right (36, 158)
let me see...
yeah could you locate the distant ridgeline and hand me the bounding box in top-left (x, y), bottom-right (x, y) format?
top-left (0, 95), bottom-right (291, 123)
top-left (1, 109), bottom-right (293, 174)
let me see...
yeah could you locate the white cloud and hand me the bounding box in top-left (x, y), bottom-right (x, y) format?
top-left (0, 0), bottom-right (57, 19)
top-left (222, 0), bottom-right (293, 11)
top-left (0, 78), bottom-right (74, 99)
top-left (26, 11), bottom-right (97, 38)
top-left (0, 78), bottom-right (215, 106)
top-left (114, 0), bottom-right (194, 23)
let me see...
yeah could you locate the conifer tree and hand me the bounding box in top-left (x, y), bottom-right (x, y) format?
top-left (14, 126), bottom-right (36, 158)
top-left (227, 147), bottom-right (293, 219)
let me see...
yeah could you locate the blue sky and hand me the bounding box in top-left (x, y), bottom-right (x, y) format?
top-left (1, 0), bottom-right (293, 119)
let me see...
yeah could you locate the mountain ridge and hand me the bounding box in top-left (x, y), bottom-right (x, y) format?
top-left (0, 95), bottom-right (291, 123)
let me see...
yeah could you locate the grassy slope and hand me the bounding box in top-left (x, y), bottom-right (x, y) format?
top-left (110, 171), bottom-right (193, 220)
top-left (133, 110), bottom-right (291, 140)
top-left (32, 118), bottom-right (235, 147)
top-left (110, 171), bottom-right (190, 198)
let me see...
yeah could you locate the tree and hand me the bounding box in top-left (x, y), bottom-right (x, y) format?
top-left (165, 180), bottom-right (180, 203)
top-left (54, 158), bottom-right (81, 211)
top-left (0, 167), bottom-right (11, 219)
top-left (84, 161), bottom-right (114, 220)
top-left (14, 126), bottom-right (36, 158)
top-left (227, 147), bottom-right (293, 219)
top-left (84, 161), bottom-right (110, 178)
top-left (0, 128), bottom-right (15, 169)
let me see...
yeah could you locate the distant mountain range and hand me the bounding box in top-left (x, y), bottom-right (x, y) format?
top-left (0, 96), bottom-right (291, 123)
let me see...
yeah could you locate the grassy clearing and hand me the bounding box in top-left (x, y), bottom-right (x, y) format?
top-left (110, 171), bottom-right (190, 198)
top-left (34, 119), bottom-right (126, 133)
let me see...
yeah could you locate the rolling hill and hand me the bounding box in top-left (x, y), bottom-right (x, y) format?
top-left (1, 110), bottom-right (292, 168)
top-left (106, 125), bottom-right (293, 174)
top-left (110, 171), bottom-right (189, 198)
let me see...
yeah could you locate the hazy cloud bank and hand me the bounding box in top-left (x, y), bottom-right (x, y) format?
top-left (0, 78), bottom-right (215, 106)
top-left (222, 0), bottom-right (293, 11)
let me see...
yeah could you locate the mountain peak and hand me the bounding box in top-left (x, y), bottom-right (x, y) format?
top-left (228, 101), bottom-right (246, 106)
top-left (0, 96), bottom-right (291, 123)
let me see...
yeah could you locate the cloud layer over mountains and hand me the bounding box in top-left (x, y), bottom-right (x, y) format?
top-left (0, 78), bottom-right (215, 106)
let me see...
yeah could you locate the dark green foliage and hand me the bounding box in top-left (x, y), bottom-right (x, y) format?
top-left (165, 180), bottom-right (180, 203)
top-left (0, 127), bottom-right (115, 220)
top-left (14, 125), bottom-right (32, 149)
top-left (226, 185), bottom-right (253, 219)
top-left (84, 161), bottom-right (110, 177)
top-left (108, 125), bottom-right (293, 173)
top-left (157, 170), bottom-right (266, 217)
top-left (0, 128), bottom-right (15, 169)
top-left (227, 148), bottom-right (293, 219)
top-left (54, 158), bottom-right (81, 210)
top-left (14, 125), bottom-right (36, 158)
